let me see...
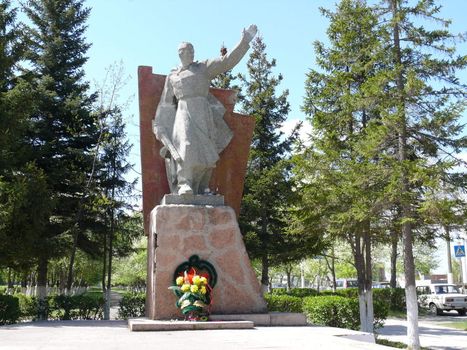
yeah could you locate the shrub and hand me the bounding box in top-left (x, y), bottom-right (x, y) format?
top-left (271, 288), bottom-right (319, 298)
top-left (68, 294), bottom-right (104, 320)
top-left (303, 295), bottom-right (360, 330)
top-left (320, 288), bottom-right (359, 298)
top-left (373, 288), bottom-right (405, 311)
top-left (50, 294), bottom-right (104, 320)
top-left (303, 294), bottom-right (388, 331)
top-left (264, 294), bottom-right (303, 313)
top-left (16, 294), bottom-right (38, 320)
top-left (51, 295), bottom-right (74, 320)
top-left (0, 295), bottom-right (20, 325)
top-left (118, 292), bottom-right (145, 319)
top-left (373, 297), bottom-right (389, 330)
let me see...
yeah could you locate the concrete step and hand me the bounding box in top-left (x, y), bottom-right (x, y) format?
top-left (128, 318), bottom-right (254, 331)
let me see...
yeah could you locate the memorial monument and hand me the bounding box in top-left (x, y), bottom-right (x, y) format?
top-left (136, 25), bottom-right (284, 325)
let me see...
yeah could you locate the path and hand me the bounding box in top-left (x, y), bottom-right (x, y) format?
top-left (109, 290), bottom-right (123, 320)
top-left (378, 314), bottom-right (467, 350)
top-left (0, 321), bottom-right (390, 350)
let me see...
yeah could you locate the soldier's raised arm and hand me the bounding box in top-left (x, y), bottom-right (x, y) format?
top-left (206, 25), bottom-right (258, 79)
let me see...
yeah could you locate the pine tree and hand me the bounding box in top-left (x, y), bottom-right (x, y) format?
top-left (0, 0), bottom-right (27, 174)
top-left (238, 36), bottom-right (301, 292)
top-left (98, 107), bottom-right (137, 319)
top-left (22, 0), bottom-right (98, 313)
top-left (299, 0), bottom-right (390, 332)
top-left (379, 1), bottom-right (466, 347)
top-left (0, 0), bottom-right (40, 275)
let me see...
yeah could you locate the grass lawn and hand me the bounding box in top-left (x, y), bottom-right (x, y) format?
top-left (376, 338), bottom-right (430, 349)
top-left (437, 321), bottom-right (467, 331)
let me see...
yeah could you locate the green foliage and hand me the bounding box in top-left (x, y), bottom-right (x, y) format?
top-left (264, 294), bottom-right (303, 313)
top-left (0, 294), bottom-right (20, 325)
top-left (271, 288), bottom-right (319, 298)
top-left (16, 294), bottom-right (38, 319)
top-left (238, 35), bottom-right (324, 288)
top-left (320, 288), bottom-right (359, 298)
top-left (117, 292), bottom-right (145, 319)
top-left (302, 294), bottom-right (387, 331)
top-left (373, 288), bottom-right (406, 312)
top-left (303, 295), bottom-right (360, 330)
top-left (1, 293), bottom-right (104, 323)
top-left (50, 294), bottom-right (104, 320)
top-left (113, 238), bottom-right (147, 288)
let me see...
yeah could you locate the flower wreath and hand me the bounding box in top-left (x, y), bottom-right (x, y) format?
top-left (169, 255), bottom-right (217, 321)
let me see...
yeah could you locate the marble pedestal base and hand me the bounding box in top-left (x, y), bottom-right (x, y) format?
top-left (146, 204), bottom-right (267, 320)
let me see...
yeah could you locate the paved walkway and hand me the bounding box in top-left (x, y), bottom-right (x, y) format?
top-left (378, 316), bottom-right (467, 350)
top-left (0, 321), bottom-right (390, 350)
top-left (109, 290), bottom-right (122, 320)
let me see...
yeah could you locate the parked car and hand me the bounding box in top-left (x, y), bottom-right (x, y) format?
top-left (416, 284), bottom-right (467, 316)
top-left (335, 278), bottom-right (358, 289)
top-left (373, 281), bottom-right (391, 289)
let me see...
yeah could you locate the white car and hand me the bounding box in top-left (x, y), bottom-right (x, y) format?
top-left (417, 284), bottom-right (467, 316)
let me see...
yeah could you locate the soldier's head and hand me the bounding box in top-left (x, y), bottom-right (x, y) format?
top-left (178, 42), bottom-right (194, 68)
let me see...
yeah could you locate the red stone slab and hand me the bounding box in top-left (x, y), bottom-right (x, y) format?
top-left (138, 66), bottom-right (255, 234)
top-left (146, 205), bottom-right (267, 320)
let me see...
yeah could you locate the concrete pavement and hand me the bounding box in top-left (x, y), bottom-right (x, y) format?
top-left (0, 320), bottom-right (391, 350)
top-left (378, 316), bottom-right (467, 350)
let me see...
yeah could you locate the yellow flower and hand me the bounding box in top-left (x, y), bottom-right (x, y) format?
top-left (181, 284), bottom-right (190, 292)
top-left (200, 286), bottom-right (207, 295)
top-left (176, 276), bottom-right (184, 286)
top-left (200, 277), bottom-right (208, 285)
top-left (192, 275), bottom-right (201, 285)
top-left (190, 284), bottom-right (199, 293)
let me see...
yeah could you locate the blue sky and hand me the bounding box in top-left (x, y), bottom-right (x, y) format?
top-left (79, 0), bottom-right (467, 275)
top-left (82, 0), bottom-right (467, 186)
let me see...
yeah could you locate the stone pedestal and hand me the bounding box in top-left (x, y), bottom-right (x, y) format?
top-left (146, 203), bottom-right (267, 320)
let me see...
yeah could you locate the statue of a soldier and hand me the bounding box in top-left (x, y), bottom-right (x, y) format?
top-left (153, 25), bottom-right (258, 195)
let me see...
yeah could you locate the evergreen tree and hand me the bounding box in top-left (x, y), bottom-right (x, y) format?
top-left (98, 107), bottom-right (138, 319)
top-left (378, 1), bottom-right (466, 347)
top-left (238, 36), bottom-right (301, 292)
top-left (22, 0), bottom-right (98, 312)
top-left (0, 0), bottom-right (27, 174)
top-left (299, 0), bottom-right (389, 332)
top-left (0, 0), bottom-right (40, 276)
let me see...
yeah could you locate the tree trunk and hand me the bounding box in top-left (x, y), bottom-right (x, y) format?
top-left (325, 247), bottom-right (337, 292)
top-left (260, 254), bottom-right (269, 294)
top-left (390, 229), bottom-right (398, 288)
top-left (403, 221), bottom-right (420, 349)
top-left (286, 267), bottom-right (292, 291)
top-left (260, 211), bottom-right (269, 294)
top-left (7, 268), bottom-right (13, 293)
top-left (354, 226), bottom-right (374, 334)
top-left (66, 227), bottom-right (80, 294)
top-left (36, 257), bottom-right (48, 320)
top-left (104, 200), bottom-right (116, 320)
top-left (391, 0), bottom-right (420, 347)
top-left (445, 226), bottom-right (453, 284)
top-left (363, 222), bottom-right (374, 333)
top-left (21, 272), bottom-right (28, 294)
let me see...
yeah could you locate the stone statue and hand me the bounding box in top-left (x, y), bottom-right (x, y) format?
top-left (153, 25), bottom-right (258, 195)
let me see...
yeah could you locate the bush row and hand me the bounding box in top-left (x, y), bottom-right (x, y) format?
top-left (117, 289), bottom-right (390, 332)
top-left (264, 293), bottom-right (388, 331)
top-left (117, 292), bottom-right (146, 319)
top-left (0, 293), bottom-right (104, 325)
top-left (272, 287), bottom-right (406, 311)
